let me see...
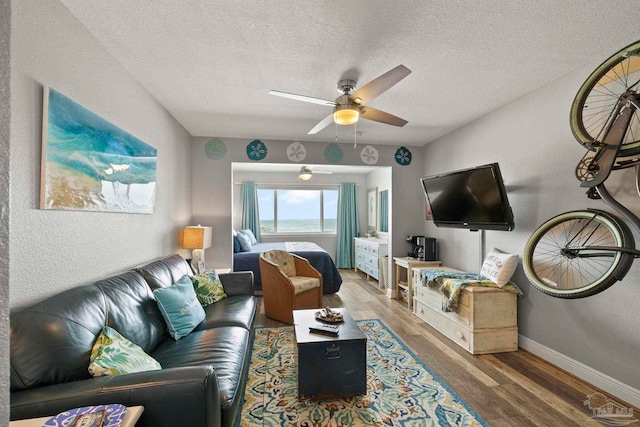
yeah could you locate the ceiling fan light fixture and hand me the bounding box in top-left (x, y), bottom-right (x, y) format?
top-left (333, 104), bottom-right (359, 125)
top-left (299, 166), bottom-right (312, 181)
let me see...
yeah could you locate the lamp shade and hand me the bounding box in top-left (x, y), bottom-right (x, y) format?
top-left (299, 166), bottom-right (312, 181)
top-left (181, 226), bottom-right (212, 249)
top-left (333, 105), bottom-right (359, 125)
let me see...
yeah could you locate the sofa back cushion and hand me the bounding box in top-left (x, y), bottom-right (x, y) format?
top-left (10, 284), bottom-right (107, 391)
top-left (10, 270), bottom-right (165, 392)
top-left (137, 254), bottom-right (193, 290)
top-left (95, 270), bottom-right (167, 353)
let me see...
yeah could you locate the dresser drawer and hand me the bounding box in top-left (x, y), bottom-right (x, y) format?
top-left (364, 254), bottom-right (378, 268)
top-left (414, 285), bottom-right (471, 328)
top-left (413, 300), bottom-right (471, 352)
top-left (365, 264), bottom-right (379, 279)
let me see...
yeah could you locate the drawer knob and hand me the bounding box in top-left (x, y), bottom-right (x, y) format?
top-left (455, 331), bottom-right (464, 340)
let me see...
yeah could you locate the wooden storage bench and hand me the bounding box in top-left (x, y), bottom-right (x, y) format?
top-left (412, 267), bottom-right (518, 354)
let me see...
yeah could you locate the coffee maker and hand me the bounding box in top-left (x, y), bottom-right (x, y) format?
top-left (406, 235), bottom-right (437, 261)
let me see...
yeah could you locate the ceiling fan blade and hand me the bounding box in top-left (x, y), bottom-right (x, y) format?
top-left (268, 90), bottom-right (336, 106)
top-left (359, 106), bottom-right (408, 127)
top-left (350, 65), bottom-right (411, 105)
top-left (308, 113), bottom-right (335, 134)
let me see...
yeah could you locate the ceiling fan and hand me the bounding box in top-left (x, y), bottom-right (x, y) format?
top-left (269, 65), bottom-right (411, 135)
top-left (299, 166), bottom-right (332, 180)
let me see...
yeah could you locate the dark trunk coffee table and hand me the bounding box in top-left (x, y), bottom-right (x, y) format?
top-left (293, 308), bottom-right (367, 400)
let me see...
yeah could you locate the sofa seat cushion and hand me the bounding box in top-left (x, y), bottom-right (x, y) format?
top-left (151, 326), bottom-right (250, 411)
top-left (194, 295), bottom-right (257, 331)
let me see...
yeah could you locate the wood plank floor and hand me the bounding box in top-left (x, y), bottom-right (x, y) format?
top-left (254, 269), bottom-right (639, 427)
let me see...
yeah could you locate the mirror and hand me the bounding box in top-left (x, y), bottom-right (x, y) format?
top-left (367, 187), bottom-right (377, 230)
top-left (379, 190), bottom-right (389, 232)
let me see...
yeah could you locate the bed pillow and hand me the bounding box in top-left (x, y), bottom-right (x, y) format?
top-left (191, 270), bottom-right (227, 306)
top-left (88, 326), bottom-right (161, 377)
top-left (235, 230), bottom-right (252, 252)
top-left (480, 248), bottom-right (519, 287)
top-left (241, 229), bottom-right (258, 245)
top-left (233, 235), bottom-right (241, 253)
top-left (153, 275), bottom-right (205, 339)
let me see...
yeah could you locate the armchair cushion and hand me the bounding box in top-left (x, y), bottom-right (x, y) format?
top-left (289, 276), bottom-right (321, 294)
top-left (261, 250), bottom-right (296, 277)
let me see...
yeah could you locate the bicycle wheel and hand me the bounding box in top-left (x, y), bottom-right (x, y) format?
top-left (570, 40), bottom-right (640, 156)
top-left (523, 209), bottom-right (634, 298)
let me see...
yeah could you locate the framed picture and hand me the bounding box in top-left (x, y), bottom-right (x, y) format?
top-left (41, 87), bottom-right (157, 213)
top-left (367, 187), bottom-right (377, 229)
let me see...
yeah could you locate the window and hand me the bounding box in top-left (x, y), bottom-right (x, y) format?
top-left (258, 187), bottom-right (338, 234)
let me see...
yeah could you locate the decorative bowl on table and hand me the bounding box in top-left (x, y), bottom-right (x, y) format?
top-left (315, 307), bottom-right (344, 323)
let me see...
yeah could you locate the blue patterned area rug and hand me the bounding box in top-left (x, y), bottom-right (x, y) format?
top-left (236, 319), bottom-right (488, 426)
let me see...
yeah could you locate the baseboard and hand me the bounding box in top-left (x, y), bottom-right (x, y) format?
top-left (519, 335), bottom-right (640, 408)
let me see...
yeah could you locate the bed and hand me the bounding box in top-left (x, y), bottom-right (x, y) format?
top-left (233, 241), bottom-right (343, 294)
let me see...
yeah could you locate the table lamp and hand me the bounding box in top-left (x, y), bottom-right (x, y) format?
top-left (180, 225), bottom-right (212, 274)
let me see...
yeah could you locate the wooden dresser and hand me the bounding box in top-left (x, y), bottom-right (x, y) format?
top-left (353, 237), bottom-right (388, 287)
top-left (412, 267), bottom-right (518, 354)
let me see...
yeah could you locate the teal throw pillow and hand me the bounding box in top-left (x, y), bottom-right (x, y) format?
top-left (191, 270), bottom-right (228, 306)
top-left (154, 275), bottom-right (206, 339)
top-left (241, 229), bottom-right (258, 245)
top-left (236, 231), bottom-right (252, 252)
top-left (88, 326), bottom-right (161, 377)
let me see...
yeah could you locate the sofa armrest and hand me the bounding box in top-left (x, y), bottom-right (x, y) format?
top-left (219, 271), bottom-right (254, 296)
top-left (11, 366), bottom-right (221, 427)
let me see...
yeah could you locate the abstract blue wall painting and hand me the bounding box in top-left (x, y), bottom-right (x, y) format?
top-left (41, 88), bottom-right (157, 214)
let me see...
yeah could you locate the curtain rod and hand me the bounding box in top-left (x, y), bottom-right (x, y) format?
top-left (233, 182), bottom-right (358, 186)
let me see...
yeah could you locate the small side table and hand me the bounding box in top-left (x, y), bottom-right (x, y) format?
top-left (393, 257), bottom-right (441, 309)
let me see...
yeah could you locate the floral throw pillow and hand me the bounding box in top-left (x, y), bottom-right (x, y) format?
top-left (88, 326), bottom-right (161, 377)
top-left (191, 270), bottom-right (228, 306)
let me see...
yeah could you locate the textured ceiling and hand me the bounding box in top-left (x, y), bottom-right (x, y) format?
top-left (59, 0), bottom-right (640, 147)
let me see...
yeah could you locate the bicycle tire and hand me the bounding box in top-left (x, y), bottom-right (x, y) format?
top-left (570, 40), bottom-right (640, 156)
top-left (523, 209), bottom-right (634, 298)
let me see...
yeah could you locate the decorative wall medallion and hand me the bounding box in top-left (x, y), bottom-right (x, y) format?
top-left (204, 138), bottom-right (226, 160)
top-left (360, 145), bottom-right (379, 165)
top-left (287, 141), bottom-right (307, 162)
top-left (246, 139), bottom-right (267, 161)
top-left (395, 146), bottom-right (412, 165)
top-left (324, 143), bottom-right (343, 164)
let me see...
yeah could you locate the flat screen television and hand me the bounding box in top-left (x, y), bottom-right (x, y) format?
top-left (420, 162), bottom-right (515, 231)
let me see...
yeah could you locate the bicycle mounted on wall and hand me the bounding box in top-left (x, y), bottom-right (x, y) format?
top-left (523, 40), bottom-right (640, 298)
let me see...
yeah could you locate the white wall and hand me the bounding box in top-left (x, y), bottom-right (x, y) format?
top-left (422, 63), bottom-right (640, 395)
top-left (10, 1), bottom-right (193, 308)
top-left (1, 0), bottom-right (10, 421)
top-left (192, 137), bottom-right (425, 272)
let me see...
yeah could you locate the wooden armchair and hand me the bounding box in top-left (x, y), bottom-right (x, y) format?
top-left (259, 250), bottom-right (323, 324)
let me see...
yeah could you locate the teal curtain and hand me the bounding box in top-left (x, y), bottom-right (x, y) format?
top-left (241, 181), bottom-right (261, 243)
top-left (379, 190), bottom-right (388, 232)
top-left (336, 183), bottom-right (359, 268)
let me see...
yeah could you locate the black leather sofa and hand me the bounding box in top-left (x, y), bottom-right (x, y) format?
top-left (10, 255), bottom-right (256, 427)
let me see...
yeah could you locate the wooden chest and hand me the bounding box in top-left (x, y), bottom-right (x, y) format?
top-left (412, 267), bottom-right (518, 354)
top-left (293, 309), bottom-right (367, 400)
